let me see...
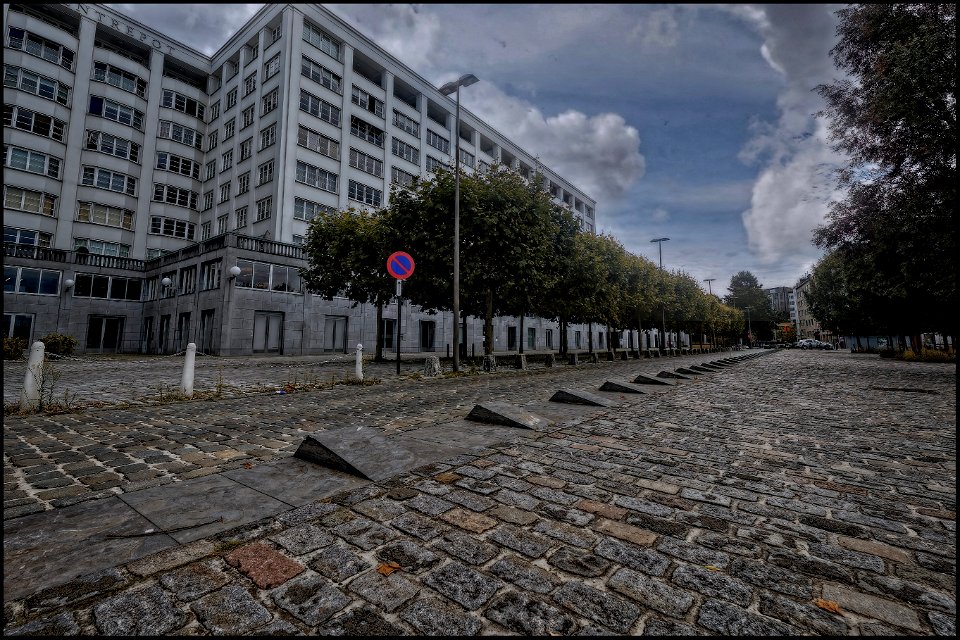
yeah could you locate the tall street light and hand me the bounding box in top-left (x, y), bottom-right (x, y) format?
top-left (439, 73), bottom-right (479, 373)
top-left (703, 278), bottom-right (716, 349)
top-left (650, 237), bottom-right (669, 351)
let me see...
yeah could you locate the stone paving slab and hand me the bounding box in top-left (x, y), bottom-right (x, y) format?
top-left (222, 457), bottom-right (369, 507)
top-left (3, 348), bottom-right (955, 636)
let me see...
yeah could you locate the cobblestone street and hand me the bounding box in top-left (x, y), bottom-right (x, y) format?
top-left (3, 349), bottom-right (956, 635)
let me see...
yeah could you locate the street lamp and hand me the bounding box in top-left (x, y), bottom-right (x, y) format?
top-left (650, 238), bottom-right (669, 351)
top-left (703, 278), bottom-right (716, 349)
top-left (439, 73), bottom-right (479, 372)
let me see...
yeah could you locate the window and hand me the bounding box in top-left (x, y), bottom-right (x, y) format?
top-left (200, 259), bottom-right (222, 290)
top-left (217, 214), bottom-right (228, 235)
top-left (348, 179), bottom-right (381, 207)
top-left (256, 197), bottom-right (272, 221)
top-left (477, 159), bottom-right (491, 173)
top-left (393, 109), bottom-right (420, 137)
top-left (205, 160), bottom-right (216, 181)
top-left (93, 61), bottom-right (146, 98)
top-left (4, 226), bottom-right (52, 246)
top-left (72, 238), bottom-right (131, 258)
top-left (88, 95), bottom-right (144, 130)
top-left (271, 25), bottom-right (282, 44)
top-left (292, 234), bottom-right (304, 246)
top-left (247, 43), bottom-right (259, 64)
top-left (202, 190), bottom-right (213, 211)
top-left (224, 118), bottom-right (236, 140)
top-left (241, 105), bottom-right (255, 129)
top-left (426, 155), bottom-right (446, 172)
top-left (4, 145), bottom-right (61, 179)
top-left (349, 148), bottom-right (383, 177)
top-left (294, 197), bottom-right (336, 221)
top-left (4, 104), bottom-right (65, 141)
top-left (243, 72), bottom-right (256, 97)
top-left (391, 166), bottom-right (416, 188)
top-left (85, 130), bottom-right (140, 162)
top-left (295, 161), bottom-right (338, 193)
top-left (264, 54), bottom-right (280, 81)
top-left (351, 85), bottom-right (384, 118)
top-left (427, 130), bottom-right (450, 154)
top-left (237, 172), bottom-right (250, 194)
top-left (158, 120), bottom-right (203, 149)
top-left (303, 22), bottom-right (341, 61)
top-left (150, 216), bottom-right (196, 239)
top-left (257, 160), bottom-right (275, 185)
top-left (459, 148), bottom-right (475, 168)
top-left (177, 266), bottom-right (196, 295)
top-left (297, 125), bottom-right (339, 159)
top-left (350, 116), bottom-right (384, 147)
top-left (201, 221), bottom-right (211, 240)
top-left (4, 186), bottom-right (57, 217)
top-left (235, 206), bottom-right (248, 228)
top-left (391, 138), bottom-right (419, 165)
top-left (239, 138), bottom-right (252, 161)
top-left (4, 266), bottom-right (61, 295)
top-left (259, 124), bottom-right (276, 150)
top-left (161, 89), bottom-right (205, 120)
top-left (155, 152), bottom-right (201, 180)
top-left (76, 202), bottom-right (134, 230)
top-left (209, 100), bottom-right (220, 122)
top-left (234, 259), bottom-right (301, 293)
top-left (261, 88), bottom-right (278, 115)
top-left (71, 273), bottom-right (142, 301)
top-left (153, 183), bottom-right (199, 209)
top-left (222, 149), bottom-right (233, 171)
top-left (207, 130), bottom-right (219, 151)
top-left (81, 166), bottom-right (136, 195)
top-left (226, 87), bottom-right (238, 109)
top-left (219, 182), bottom-right (231, 203)
top-left (299, 89), bottom-right (341, 126)
top-left (3, 65), bottom-right (70, 105)
top-left (6, 27), bottom-right (75, 70)
top-left (301, 56), bottom-right (342, 94)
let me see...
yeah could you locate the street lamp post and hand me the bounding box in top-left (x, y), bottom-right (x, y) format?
top-left (703, 278), bottom-right (716, 350)
top-left (744, 306), bottom-right (752, 348)
top-left (439, 73), bottom-right (478, 373)
top-left (650, 237), bottom-right (669, 352)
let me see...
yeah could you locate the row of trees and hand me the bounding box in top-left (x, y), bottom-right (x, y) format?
top-left (807, 4), bottom-right (955, 350)
top-left (301, 165), bottom-right (761, 360)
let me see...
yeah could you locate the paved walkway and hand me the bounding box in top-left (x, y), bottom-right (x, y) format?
top-left (2, 349), bottom-right (955, 635)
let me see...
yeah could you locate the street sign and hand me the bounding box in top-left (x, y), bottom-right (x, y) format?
top-left (387, 251), bottom-right (415, 280)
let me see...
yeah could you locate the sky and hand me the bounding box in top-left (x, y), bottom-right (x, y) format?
top-left (110, 3), bottom-right (849, 298)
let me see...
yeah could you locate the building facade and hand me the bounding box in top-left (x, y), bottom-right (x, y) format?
top-left (4, 3), bottom-right (620, 356)
top-left (792, 274), bottom-right (830, 342)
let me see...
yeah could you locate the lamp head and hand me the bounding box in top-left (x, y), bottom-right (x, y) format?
top-left (161, 277), bottom-right (172, 287)
top-left (229, 265), bottom-right (242, 278)
top-left (650, 237), bottom-right (670, 243)
top-left (63, 278), bottom-right (75, 289)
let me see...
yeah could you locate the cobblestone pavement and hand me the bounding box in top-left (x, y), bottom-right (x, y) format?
top-left (3, 350), bottom-right (956, 635)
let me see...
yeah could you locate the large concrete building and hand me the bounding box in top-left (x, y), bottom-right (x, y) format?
top-left (4, 3), bottom-right (620, 356)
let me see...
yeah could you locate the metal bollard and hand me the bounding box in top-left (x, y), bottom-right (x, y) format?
top-left (355, 343), bottom-right (364, 381)
top-left (20, 341), bottom-right (45, 411)
top-left (180, 342), bottom-right (196, 397)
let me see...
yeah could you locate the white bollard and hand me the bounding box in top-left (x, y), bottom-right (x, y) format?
top-left (20, 341), bottom-right (45, 411)
top-left (180, 342), bottom-right (196, 397)
top-left (355, 343), bottom-right (364, 381)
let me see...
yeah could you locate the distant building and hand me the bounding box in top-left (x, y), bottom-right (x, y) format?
top-left (4, 3), bottom-right (605, 355)
top-left (793, 274), bottom-right (831, 343)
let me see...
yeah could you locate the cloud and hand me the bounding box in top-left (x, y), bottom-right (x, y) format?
top-left (465, 83), bottom-right (646, 210)
top-left (326, 4), bottom-right (442, 72)
top-left (629, 8), bottom-right (681, 50)
top-left (732, 5), bottom-right (848, 268)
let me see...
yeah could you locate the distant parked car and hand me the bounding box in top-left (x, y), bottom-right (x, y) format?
top-left (798, 339), bottom-right (818, 349)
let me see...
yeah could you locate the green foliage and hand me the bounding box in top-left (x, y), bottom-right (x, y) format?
top-left (39, 333), bottom-right (79, 356)
top-left (3, 337), bottom-right (27, 360)
top-left (813, 4), bottom-right (955, 337)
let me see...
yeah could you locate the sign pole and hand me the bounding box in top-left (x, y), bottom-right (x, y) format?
top-left (396, 279), bottom-right (402, 375)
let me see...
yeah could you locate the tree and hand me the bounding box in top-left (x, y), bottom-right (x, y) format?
top-left (723, 271), bottom-right (776, 341)
top-left (300, 207), bottom-right (395, 361)
top-left (814, 4), bottom-right (956, 347)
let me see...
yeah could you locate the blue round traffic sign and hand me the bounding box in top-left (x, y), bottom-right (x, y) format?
top-left (387, 251), bottom-right (415, 280)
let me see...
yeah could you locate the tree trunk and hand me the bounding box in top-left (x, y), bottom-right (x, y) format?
top-left (519, 313), bottom-right (524, 354)
top-left (374, 300), bottom-right (384, 362)
top-left (484, 288), bottom-right (494, 355)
